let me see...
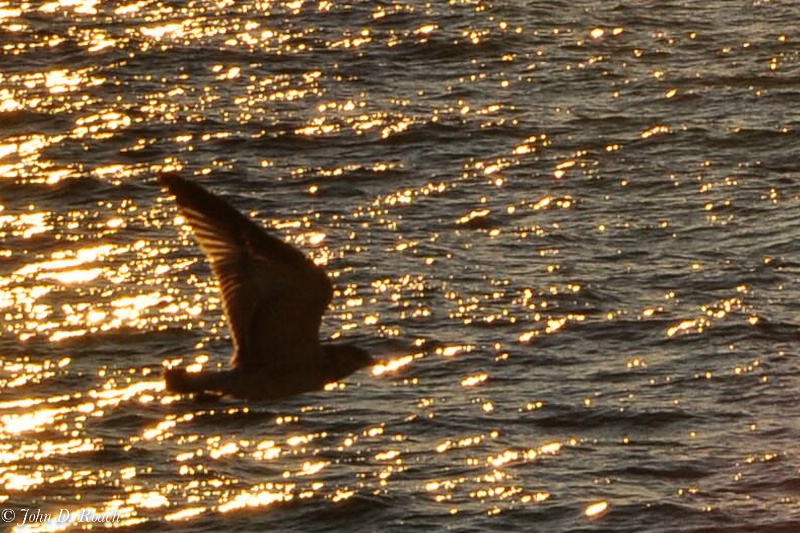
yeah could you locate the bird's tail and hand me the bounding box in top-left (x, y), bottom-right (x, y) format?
top-left (164, 368), bottom-right (195, 393)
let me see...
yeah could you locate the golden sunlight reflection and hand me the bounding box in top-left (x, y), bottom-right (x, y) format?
top-left (424, 436), bottom-right (567, 514)
top-left (14, 244), bottom-right (115, 277)
top-left (461, 373), bottom-right (488, 387)
top-left (1, 205), bottom-right (218, 342)
top-left (0, 211), bottom-right (53, 239)
top-left (666, 297), bottom-right (745, 338)
top-left (641, 124), bottom-right (671, 139)
top-left (140, 22), bottom-right (186, 41)
top-left (372, 353), bottom-right (418, 376)
top-left (585, 500), bottom-right (609, 518)
top-left (165, 507), bottom-right (206, 522)
top-left (1, 406), bottom-right (69, 435)
top-left (217, 488), bottom-right (290, 513)
top-left (3, 2), bottom-right (776, 529)
top-left (518, 313), bottom-right (585, 343)
top-left (436, 345), bottom-right (474, 358)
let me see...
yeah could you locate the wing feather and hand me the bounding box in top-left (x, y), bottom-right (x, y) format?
top-left (160, 173), bottom-right (333, 371)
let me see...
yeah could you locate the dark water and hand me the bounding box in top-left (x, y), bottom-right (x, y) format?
top-left (1, 1), bottom-right (800, 531)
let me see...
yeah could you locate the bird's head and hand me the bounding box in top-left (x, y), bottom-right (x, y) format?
top-left (323, 344), bottom-right (375, 382)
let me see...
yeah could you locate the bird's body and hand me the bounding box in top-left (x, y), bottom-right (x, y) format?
top-left (159, 174), bottom-right (373, 400)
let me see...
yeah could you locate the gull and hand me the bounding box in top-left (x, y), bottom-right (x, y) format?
top-left (159, 174), bottom-right (374, 400)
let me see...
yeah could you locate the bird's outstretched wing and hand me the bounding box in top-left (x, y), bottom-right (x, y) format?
top-left (160, 174), bottom-right (333, 372)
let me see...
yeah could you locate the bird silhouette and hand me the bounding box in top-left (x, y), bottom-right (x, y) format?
top-left (159, 174), bottom-right (374, 400)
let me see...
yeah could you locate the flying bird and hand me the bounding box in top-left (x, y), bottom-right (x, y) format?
top-left (159, 174), bottom-right (374, 400)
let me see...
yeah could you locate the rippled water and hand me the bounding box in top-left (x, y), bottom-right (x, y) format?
top-left (2, 0), bottom-right (800, 531)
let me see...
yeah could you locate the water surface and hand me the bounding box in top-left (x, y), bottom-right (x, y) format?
top-left (1, 1), bottom-right (800, 531)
